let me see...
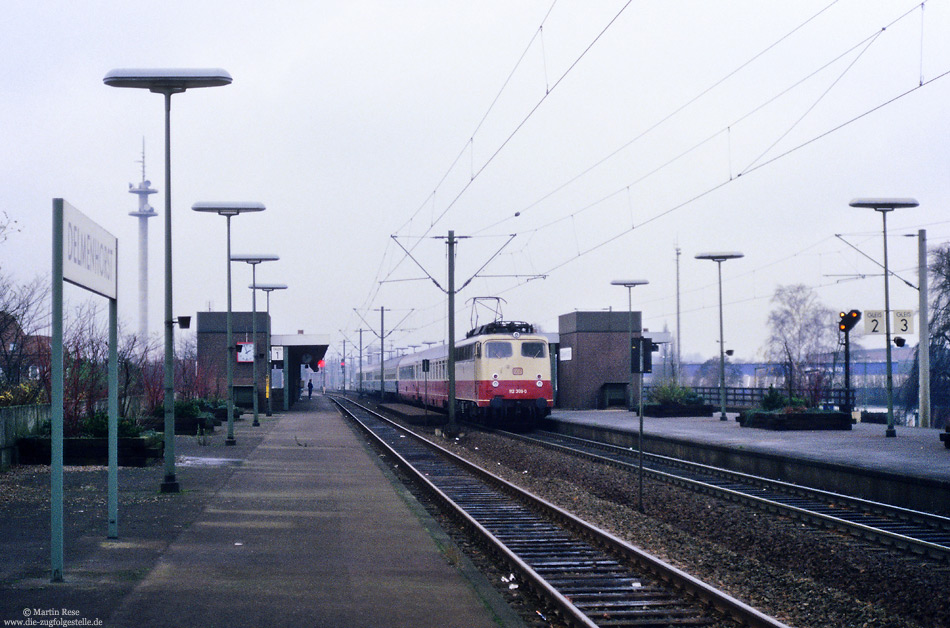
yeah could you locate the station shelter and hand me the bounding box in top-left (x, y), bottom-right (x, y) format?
top-left (196, 312), bottom-right (328, 411)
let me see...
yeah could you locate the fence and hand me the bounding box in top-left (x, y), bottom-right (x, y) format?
top-left (0, 404), bottom-right (50, 470)
top-left (646, 386), bottom-right (856, 410)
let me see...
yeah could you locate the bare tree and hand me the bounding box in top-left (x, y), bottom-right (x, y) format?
top-left (763, 284), bottom-right (837, 404)
top-left (0, 274), bottom-right (50, 397)
top-left (691, 357), bottom-right (742, 388)
top-left (175, 333), bottom-right (221, 401)
top-left (0, 211), bottom-right (20, 254)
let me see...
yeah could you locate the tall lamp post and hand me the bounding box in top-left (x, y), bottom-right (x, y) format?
top-left (695, 252), bottom-right (744, 421)
top-left (105, 68), bottom-right (232, 493)
top-left (231, 254), bottom-right (279, 426)
top-left (251, 283), bottom-right (287, 417)
top-left (192, 202), bottom-right (265, 445)
top-left (610, 280), bottom-right (649, 411)
top-left (849, 198), bottom-right (919, 437)
top-left (610, 279), bottom-right (649, 513)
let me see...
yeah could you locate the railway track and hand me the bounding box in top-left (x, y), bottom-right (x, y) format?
top-left (502, 429), bottom-right (950, 563)
top-left (330, 395), bottom-right (789, 628)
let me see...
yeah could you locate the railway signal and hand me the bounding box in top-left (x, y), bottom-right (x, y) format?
top-left (631, 337), bottom-right (658, 374)
top-left (838, 310), bottom-right (861, 413)
top-left (839, 310), bottom-right (861, 333)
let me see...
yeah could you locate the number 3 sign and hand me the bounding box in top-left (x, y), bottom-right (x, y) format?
top-left (893, 310), bottom-right (914, 334)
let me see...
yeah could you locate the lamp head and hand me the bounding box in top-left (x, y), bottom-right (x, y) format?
top-left (231, 253), bottom-right (279, 264)
top-left (610, 279), bottom-right (649, 287)
top-left (104, 68), bottom-right (232, 94)
top-left (849, 198), bottom-right (919, 211)
top-left (193, 201), bottom-right (265, 217)
top-left (695, 252), bottom-right (744, 262)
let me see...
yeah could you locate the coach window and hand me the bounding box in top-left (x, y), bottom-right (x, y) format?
top-left (485, 341), bottom-right (512, 359)
top-left (521, 342), bottom-right (546, 358)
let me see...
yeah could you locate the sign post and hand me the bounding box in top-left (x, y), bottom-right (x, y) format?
top-left (51, 199), bottom-right (119, 581)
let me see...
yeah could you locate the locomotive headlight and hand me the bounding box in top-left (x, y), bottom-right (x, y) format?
top-left (492, 373), bottom-right (499, 380)
top-left (492, 380), bottom-right (499, 388)
top-left (535, 380), bottom-right (543, 388)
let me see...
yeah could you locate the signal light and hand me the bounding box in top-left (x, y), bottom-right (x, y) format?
top-left (839, 310), bottom-right (861, 333)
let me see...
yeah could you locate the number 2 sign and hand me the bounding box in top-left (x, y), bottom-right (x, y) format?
top-left (864, 310), bottom-right (884, 334)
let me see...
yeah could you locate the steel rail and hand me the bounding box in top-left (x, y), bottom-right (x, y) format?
top-left (330, 395), bottom-right (791, 628)
top-left (503, 429), bottom-right (950, 563)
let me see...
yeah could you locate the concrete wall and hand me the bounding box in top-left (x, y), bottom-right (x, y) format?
top-left (544, 419), bottom-right (950, 515)
top-left (0, 404), bottom-right (49, 470)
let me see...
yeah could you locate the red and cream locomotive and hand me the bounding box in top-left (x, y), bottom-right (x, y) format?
top-left (356, 321), bottom-right (553, 428)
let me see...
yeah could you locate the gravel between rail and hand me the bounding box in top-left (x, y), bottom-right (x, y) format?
top-left (432, 428), bottom-right (950, 628)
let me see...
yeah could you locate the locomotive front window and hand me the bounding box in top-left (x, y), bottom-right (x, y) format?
top-left (521, 342), bottom-right (546, 358)
top-left (485, 341), bottom-right (512, 358)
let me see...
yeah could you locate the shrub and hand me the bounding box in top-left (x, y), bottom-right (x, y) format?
top-left (82, 412), bottom-right (143, 438)
top-left (0, 381), bottom-right (44, 407)
top-left (648, 381), bottom-right (704, 406)
top-left (150, 399), bottom-right (201, 419)
top-left (38, 412), bottom-right (143, 438)
top-left (761, 386), bottom-right (808, 411)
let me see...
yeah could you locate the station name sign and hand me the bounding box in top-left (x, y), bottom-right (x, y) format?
top-left (62, 200), bottom-right (117, 299)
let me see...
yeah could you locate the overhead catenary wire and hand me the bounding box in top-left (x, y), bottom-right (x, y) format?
top-left (380, 0), bottom-right (636, 289)
top-left (498, 6), bottom-right (944, 295)
top-left (353, 1), bottom-right (943, 348)
top-left (363, 0), bottom-right (845, 329)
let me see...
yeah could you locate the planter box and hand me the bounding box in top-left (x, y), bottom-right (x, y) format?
top-left (643, 403), bottom-right (714, 417)
top-left (740, 411), bottom-right (852, 431)
top-left (17, 435), bottom-right (163, 467)
top-left (140, 414), bottom-right (216, 435)
top-left (861, 411), bottom-right (888, 424)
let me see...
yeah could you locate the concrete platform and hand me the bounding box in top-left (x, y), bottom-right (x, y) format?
top-left (546, 409), bottom-right (950, 514)
top-left (104, 396), bottom-right (517, 627)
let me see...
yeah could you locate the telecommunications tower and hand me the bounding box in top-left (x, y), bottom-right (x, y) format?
top-left (128, 141), bottom-right (158, 340)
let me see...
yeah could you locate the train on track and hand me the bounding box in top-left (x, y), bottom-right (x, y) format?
top-left (353, 321), bottom-right (553, 429)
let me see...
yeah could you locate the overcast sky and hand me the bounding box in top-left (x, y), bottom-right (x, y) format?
top-left (2, 1), bottom-right (950, 365)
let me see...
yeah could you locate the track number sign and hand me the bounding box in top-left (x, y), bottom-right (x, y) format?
top-left (863, 309), bottom-right (914, 335)
top-left (893, 310), bottom-right (914, 334)
top-left (864, 310), bottom-right (884, 335)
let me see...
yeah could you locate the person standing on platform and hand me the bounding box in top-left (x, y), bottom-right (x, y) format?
top-left (308, 379), bottom-right (313, 399)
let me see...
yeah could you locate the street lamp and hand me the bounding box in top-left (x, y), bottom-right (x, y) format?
top-left (250, 283), bottom-right (287, 417)
top-left (849, 198), bottom-right (919, 437)
top-left (610, 280), bottom-right (649, 411)
top-left (192, 202), bottom-right (266, 446)
top-left (231, 254), bottom-right (279, 426)
top-left (105, 68), bottom-right (232, 494)
top-left (610, 279), bottom-right (649, 514)
top-left (695, 252), bottom-right (744, 421)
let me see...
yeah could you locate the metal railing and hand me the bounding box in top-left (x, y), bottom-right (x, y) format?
top-left (646, 386), bottom-right (856, 410)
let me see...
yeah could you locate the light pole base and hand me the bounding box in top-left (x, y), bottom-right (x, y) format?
top-left (252, 419), bottom-right (261, 427)
top-left (720, 415), bottom-right (728, 421)
top-left (225, 436), bottom-right (237, 446)
top-left (160, 477), bottom-right (180, 494)
top-left (885, 427), bottom-right (897, 437)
